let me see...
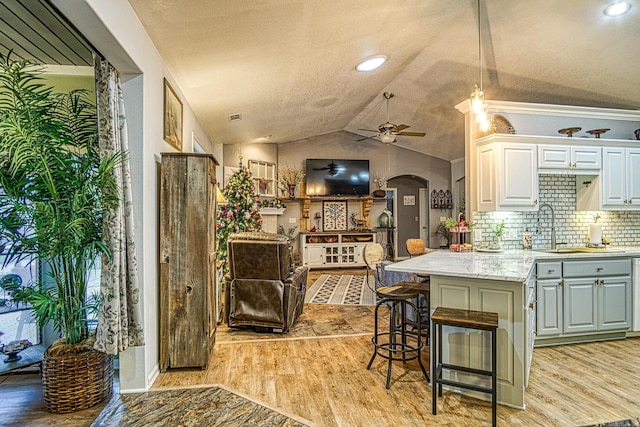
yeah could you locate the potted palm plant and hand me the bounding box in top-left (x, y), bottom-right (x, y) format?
top-left (0, 54), bottom-right (122, 413)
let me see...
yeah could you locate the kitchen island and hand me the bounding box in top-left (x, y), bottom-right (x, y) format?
top-left (386, 248), bottom-right (640, 409)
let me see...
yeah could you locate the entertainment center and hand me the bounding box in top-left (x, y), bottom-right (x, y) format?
top-left (290, 158), bottom-right (387, 269)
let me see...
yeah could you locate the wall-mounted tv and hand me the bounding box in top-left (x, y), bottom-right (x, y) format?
top-left (305, 159), bottom-right (370, 197)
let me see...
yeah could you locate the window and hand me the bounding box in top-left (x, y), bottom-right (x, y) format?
top-left (249, 160), bottom-right (276, 197)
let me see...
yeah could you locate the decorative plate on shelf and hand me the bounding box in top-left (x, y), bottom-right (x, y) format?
top-left (491, 114), bottom-right (515, 134)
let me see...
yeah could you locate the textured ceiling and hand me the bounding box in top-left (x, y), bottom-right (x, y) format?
top-left (10, 0), bottom-right (638, 161)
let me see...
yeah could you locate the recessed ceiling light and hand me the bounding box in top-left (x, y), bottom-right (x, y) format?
top-left (603, 1), bottom-right (631, 16)
top-left (356, 55), bottom-right (387, 72)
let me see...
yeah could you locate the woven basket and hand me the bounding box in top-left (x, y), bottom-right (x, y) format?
top-left (42, 342), bottom-right (114, 414)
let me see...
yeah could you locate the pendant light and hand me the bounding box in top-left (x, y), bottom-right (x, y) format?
top-left (470, 0), bottom-right (490, 131)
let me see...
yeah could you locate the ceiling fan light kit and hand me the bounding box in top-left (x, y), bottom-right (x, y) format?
top-left (359, 91), bottom-right (426, 144)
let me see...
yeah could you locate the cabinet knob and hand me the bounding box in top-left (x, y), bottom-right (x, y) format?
top-left (534, 199), bottom-right (538, 205)
top-left (597, 267), bottom-right (603, 272)
top-left (559, 280), bottom-right (564, 287)
top-left (548, 269), bottom-right (555, 273)
top-left (529, 301), bottom-right (537, 309)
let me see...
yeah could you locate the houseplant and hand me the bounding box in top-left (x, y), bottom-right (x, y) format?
top-left (0, 54), bottom-right (121, 412)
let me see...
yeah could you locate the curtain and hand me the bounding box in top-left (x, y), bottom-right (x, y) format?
top-left (93, 55), bottom-right (144, 354)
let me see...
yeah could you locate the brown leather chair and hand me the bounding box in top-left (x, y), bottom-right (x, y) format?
top-left (226, 231), bottom-right (309, 333)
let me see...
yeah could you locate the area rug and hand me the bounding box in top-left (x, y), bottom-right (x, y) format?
top-left (91, 385), bottom-right (310, 427)
top-left (581, 419), bottom-right (640, 427)
top-left (305, 274), bottom-right (376, 306)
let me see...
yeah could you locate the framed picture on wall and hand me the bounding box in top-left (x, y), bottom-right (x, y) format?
top-left (163, 78), bottom-right (183, 151)
top-left (322, 200), bottom-right (348, 231)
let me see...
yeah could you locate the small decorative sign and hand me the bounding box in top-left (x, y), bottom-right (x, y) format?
top-left (403, 195), bottom-right (416, 206)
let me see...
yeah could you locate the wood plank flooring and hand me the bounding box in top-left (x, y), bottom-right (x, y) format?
top-left (2, 268), bottom-right (639, 426)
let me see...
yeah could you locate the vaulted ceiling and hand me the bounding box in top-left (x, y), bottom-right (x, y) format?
top-left (3, 1), bottom-right (639, 161)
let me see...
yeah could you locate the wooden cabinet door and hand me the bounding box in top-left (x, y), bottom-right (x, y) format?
top-left (598, 276), bottom-right (632, 331)
top-left (477, 143), bottom-right (497, 211)
top-left (602, 147), bottom-right (626, 208)
top-left (305, 246), bottom-right (324, 267)
top-left (538, 145), bottom-right (570, 169)
top-left (571, 146), bottom-right (601, 170)
top-left (499, 143), bottom-right (538, 210)
top-left (536, 279), bottom-right (563, 336)
top-left (625, 148), bottom-right (640, 208)
top-left (563, 278), bottom-right (597, 334)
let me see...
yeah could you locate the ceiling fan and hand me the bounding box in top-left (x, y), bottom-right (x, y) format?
top-left (358, 92), bottom-right (426, 144)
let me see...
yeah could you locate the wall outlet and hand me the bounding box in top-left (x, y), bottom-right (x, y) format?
top-left (474, 229), bottom-right (482, 241)
top-left (505, 229), bottom-right (517, 241)
top-left (288, 217), bottom-right (296, 224)
top-left (439, 216), bottom-right (447, 222)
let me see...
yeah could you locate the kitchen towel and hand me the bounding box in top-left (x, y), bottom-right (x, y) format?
top-left (589, 223), bottom-right (602, 246)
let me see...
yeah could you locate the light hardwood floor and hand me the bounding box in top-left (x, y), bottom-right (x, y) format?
top-left (2, 268), bottom-right (639, 426)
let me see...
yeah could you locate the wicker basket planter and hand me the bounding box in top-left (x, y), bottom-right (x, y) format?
top-left (42, 338), bottom-right (114, 414)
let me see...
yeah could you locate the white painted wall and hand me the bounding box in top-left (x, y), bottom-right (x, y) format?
top-left (52, 0), bottom-right (222, 392)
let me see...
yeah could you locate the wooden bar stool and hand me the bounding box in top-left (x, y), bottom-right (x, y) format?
top-left (367, 285), bottom-right (430, 389)
top-left (431, 306), bottom-right (499, 427)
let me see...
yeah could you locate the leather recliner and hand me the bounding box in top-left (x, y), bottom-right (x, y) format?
top-left (225, 231), bottom-right (309, 332)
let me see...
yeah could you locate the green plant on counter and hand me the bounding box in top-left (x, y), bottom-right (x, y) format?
top-left (444, 217), bottom-right (458, 229)
top-left (492, 221), bottom-right (506, 237)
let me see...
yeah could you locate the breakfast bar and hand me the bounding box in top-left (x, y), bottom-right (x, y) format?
top-left (386, 248), bottom-right (640, 409)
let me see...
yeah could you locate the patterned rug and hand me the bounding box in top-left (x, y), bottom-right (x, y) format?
top-left (581, 419), bottom-right (640, 427)
top-left (305, 274), bottom-right (376, 306)
top-left (91, 385), bottom-right (310, 427)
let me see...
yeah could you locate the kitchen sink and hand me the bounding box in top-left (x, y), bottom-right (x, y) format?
top-left (535, 247), bottom-right (624, 254)
top-left (535, 248), bottom-right (584, 254)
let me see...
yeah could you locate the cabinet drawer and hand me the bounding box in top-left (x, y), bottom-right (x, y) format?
top-left (537, 262), bottom-right (562, 279)
top-left (563, 258), bottom-right (631, 277)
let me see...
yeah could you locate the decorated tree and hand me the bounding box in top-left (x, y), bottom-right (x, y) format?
top-left (216, 167), bottom-right (262, 272)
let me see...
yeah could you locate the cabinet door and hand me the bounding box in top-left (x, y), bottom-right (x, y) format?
top-left (536, 279), bottom-right (563, 336)
top-left (538, 145), bottom-right (570, 169)
top-left (563, 278), bottom-right (597, 334)
top-left (305, 246), bottom-right (324, 267)
top-left (625, 148), bottom-right (640, 208)
top-left (598, 276), bottom-right (632, 331)
top-left (499, 143), bottom-right (538, 210)
top-left (477, 143), bottom-right (497, 211)
top-left (572, 146), bottom-right (601, 170)
top-left (602, 147), bottom-right (626, 208)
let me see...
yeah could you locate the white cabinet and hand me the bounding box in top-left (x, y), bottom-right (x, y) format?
top-left (601, 147), bottom-right (640, 210)
top-left (476, 140), bottom-right (538, 211)
top-left (300, 233), bottom-right (375, 268)
top-left (538, 145), bottom-right (601, 172)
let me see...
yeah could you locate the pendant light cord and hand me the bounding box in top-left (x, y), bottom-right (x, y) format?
top-left (477, 0), bottom-right (482, 92)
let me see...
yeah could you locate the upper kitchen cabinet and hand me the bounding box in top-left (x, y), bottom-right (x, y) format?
top-left (457, 100), bottom-right (640, 214)
top-left (477, 138), bottom-right (538, 211)
top-left (601, 147), bottom-right (640, 210)
top-left (538, 145), bottom-right (601, 173)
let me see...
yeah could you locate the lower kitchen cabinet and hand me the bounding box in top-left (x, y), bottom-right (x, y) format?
top-left (536, 258), bottom-right (632, 344)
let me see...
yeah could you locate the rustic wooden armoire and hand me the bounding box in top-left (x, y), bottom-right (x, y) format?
top-left (159, 153), bottom-right (218, 371)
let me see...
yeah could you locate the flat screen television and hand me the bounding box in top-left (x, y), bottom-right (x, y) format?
top-left (305, 159), bottom-right (370, 197)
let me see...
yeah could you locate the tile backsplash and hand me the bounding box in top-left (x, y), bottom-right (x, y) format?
top-left (473, 175), bottom-right (640, 250)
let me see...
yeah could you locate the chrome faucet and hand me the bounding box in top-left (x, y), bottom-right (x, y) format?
top-left (537, 203), bottom-right (557, 249)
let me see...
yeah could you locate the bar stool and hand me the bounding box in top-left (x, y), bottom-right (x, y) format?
top-left (363, 244), bottom-right (430, 389)
top-left (431, 306), bottom-right (499, 427)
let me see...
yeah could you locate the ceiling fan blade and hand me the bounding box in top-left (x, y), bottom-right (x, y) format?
top-left (394, 124), bottom-right (410, 132)
top-left (356, 135), bottom-right (375, 141)
top-left (357, 128), bottom-right (380, 133)
top-left (398, 132), bottom-right (426, 137)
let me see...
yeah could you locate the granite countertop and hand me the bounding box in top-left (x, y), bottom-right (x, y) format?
top-left (386, 247), bottom-right (640, 283)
